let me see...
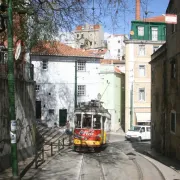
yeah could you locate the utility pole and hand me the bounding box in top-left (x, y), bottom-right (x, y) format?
top-left (74, 61), bottom-right (77, 109)
top-left (7, 0), bottom-right (19, 178)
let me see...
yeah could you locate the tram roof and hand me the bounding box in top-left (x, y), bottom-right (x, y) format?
top-left (75, 102), bottom-right (111, 119)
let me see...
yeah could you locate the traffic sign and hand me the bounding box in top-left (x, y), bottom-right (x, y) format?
top-left (15, 40), bottom-right (21, 60)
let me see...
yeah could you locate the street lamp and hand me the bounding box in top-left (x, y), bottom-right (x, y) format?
top-left (6, 0), bottom-right (19, 178)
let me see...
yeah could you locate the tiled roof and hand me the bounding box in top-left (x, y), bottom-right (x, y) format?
top-left (31, 41), bottom-right (100, 57)
top-left (87, 49), bottom-right (107, 57)
top-left (144, 15), bottom-right (165, 23)
top-left (75, 24), bottom-right (100, 31)
top-left (114, 66), bottom-right (122, 73)
top-left (100, 59), bottom-right (125, 64)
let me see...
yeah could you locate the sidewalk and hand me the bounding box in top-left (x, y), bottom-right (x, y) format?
top-left (144, 148), bottom-right (180, 174)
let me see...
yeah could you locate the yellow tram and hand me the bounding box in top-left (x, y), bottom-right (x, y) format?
top-left (73, 100), bottom-right (111, 151)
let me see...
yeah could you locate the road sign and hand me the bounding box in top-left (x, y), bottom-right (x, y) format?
top-left (15, 40), bottom-right (21, 60)
top-left (165, 14), bottom-right (177, 24)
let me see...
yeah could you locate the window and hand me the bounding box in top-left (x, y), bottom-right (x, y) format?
top-left (75, 114), bottom-right (81, 128)
top-left (77, 85), bottom-right (86, 96)
top-left (82, 114), bottom-right (92, 128)
top-left (171, 60), bottom-right (176, 79)
top-left (93, 115), bottom-right (101, 129)
top-left (151, 27), bottom-right (158, 41)
top-left (0, 51), bottom-right (7, 63)
top-left (90, 41), bottom-right (92, 46)
top-left (138, 26), bottom-right (144, 36)
top-left (49, 109), bottom-right (54, 115)
top-left (141, 127), bottom-right (145, 132)
top-left (42, 60), bottom-right (48, 70)
top-left (81, 34), bottom-right (84, 38)
top-left (118, 40), bottom-right (120, 43)
top-left (139, 88), bottom-right (145, 101)
top-left (77, 61), bottom-right (86, 71)
top-left (170, 111), bottom-right (176, 133)
top-left (35, 85), bottom-right (40, 91)
top-left (153, 46), bottom-right (159, 53)
top-left (118, 49), bottom-right (120, 53)
top-left (146, 127), bottom-right (151, 132)
top-left (77, 34), bottom-right (79, 38)
top-left (139, 65), bottom-right (145, 76)
top-left (139, 45), bottom-right (145, 56)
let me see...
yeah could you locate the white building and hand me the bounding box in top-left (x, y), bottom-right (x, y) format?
top-left (31, 42), bottom-right (125, 131)
top-left (107, 34), bottom-right (128, 60)
top-left (31, 41), bottom-right (101, 127)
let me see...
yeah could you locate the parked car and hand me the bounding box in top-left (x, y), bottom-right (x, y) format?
top-left (125, 125), bottom-right (151, 141)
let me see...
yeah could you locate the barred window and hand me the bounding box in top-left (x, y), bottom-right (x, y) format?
top-left (77, 61), bottom-right (86, 71)
top-left (49, 109), bottom-right (54, 115)
top-left (42, 60), bottom-right (48, 70)
top-left (35, 85), bottom-right (40, 91)
top-left (77, 85), bottom-right (86, 96)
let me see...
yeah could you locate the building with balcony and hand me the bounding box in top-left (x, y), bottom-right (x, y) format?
top-left (125, 16), bottom-right (166, 132)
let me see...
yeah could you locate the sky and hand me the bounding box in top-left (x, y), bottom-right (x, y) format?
top-left (102, 0), bottom-right (170, 37)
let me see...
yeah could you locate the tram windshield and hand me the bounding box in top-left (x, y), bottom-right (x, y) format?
top-left (93, 115), bottom-right (101, 129)
top-left (75, 114), bottom-right (102, 129)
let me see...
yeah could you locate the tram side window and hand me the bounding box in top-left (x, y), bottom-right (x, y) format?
top-left (93, 115), bottom-right (101, 129)
top-left (75, 114), bottom-right (81, 128)
top-left (82, 114), bottom-right (91, 128)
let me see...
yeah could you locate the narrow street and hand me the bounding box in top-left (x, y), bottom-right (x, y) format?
top-left (23, 134), bottom-right (180, 180)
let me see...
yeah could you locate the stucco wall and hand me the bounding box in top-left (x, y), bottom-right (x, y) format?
top-left (0, 79), bottom-right (35, 171)
top-left (32, 56), bottom-right (101, 127)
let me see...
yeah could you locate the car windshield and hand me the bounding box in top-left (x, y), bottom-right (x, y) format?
top-left (130, 126), bottom-right (141, 131)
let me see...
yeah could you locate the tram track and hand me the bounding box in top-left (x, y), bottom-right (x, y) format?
top-left (78, 153), bottom-right (106, 180)
top-left (131, 154), bottom-right (166, 180)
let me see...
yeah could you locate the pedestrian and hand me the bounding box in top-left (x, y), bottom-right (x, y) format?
top-left (65, 120), bottom-right (72, 145)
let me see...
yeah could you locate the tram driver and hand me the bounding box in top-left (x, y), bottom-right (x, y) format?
top-left (83, 115), bottom-right (91, 128)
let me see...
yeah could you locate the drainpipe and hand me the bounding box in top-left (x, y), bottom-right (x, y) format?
top-left (130, 83), bottom-right (133, 129)
top-left (74, 61), bottom-right (77, 109)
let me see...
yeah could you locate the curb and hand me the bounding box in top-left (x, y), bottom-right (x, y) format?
top-left (138, 153), bottom-right (166, 180)
top-left (143, 151), bottom-right (180, 175)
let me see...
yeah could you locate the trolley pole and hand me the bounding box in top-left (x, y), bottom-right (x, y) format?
top-left (7, 0), bottom-right (19, 178)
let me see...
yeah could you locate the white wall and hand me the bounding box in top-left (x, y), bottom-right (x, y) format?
top-left (107, 35), bottom-right (126, 60)
top-left (32, 56), bottom-right (101, 127)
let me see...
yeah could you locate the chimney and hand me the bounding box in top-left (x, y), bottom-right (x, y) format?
top-left (136, 0), bottom-right (140, 20)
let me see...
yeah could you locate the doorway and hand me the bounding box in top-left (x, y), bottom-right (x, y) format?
top-left (36, 101), bottom-right (41, 119)
top-left (59, 109), bottom-right (67, 126)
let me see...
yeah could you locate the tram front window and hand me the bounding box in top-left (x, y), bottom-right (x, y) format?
top-left (93, 115), bottom-right (101, 129)
top-left (75, 114), bottom-right (81, 128)
top-left (82, 114), bottom-right (91, 128)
